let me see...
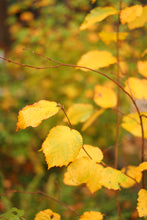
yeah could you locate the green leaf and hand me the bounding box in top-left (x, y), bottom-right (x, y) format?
top-left (0, 207), bottom-right (24, 220)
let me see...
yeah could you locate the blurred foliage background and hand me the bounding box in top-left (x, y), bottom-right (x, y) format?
top-left (0, 0), bottom-right (147, 219)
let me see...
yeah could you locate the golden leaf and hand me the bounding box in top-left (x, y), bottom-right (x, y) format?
top-left (128, 6), bottom-right (147, 30)
top-left (138, 162), bottom-right (147, 172)
top-left (34, 209), bottom-right (61, 220)
top-left (42, 126), bottom-right (83, 169)
top-left (79, 211), bottom-right (103, 220)
top-left (80, 7), bottom-right (117, 30)
top-left (121, 112), bottom-right (147, 138)
top-left (77, 50), bottom-right (116, 71)
top-left (120, 5), bottom-right (143, 24)
top-left (137, 61), bottom-right (147, 78)
top-left (20, 12), bottom-right (34, 22)
top-left (120, 166), bottom-right (142, 188)
top-left (124, 77), bottom-right (147, 99)
top-left (64, 103), bottom-right (94, 125)
top-left (100, 167), bottom-right (126, 190)
top-left (99, 32), bottom-right (128, 44)
top-left (16, 100), bottom-right (59, 131)
top-left (77, 145), bottom-right (103, 162)
top-left (137, 189), bottom-right (147, 217)
top-left (94, 85), bottom-right (117, 108)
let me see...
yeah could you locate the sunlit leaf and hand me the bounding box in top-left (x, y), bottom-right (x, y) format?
top-left (82, 109), bottom-right (105, 131)
top-left (64, 103), bottom-right (94, 125)
top-left (77, 50), bottom-right (116, 71)
top-left (42, 126), bottom-right (83, 169)
top-left (120, 166), bottom-right (142, 188)
top-left (124, 77), bottom-right (147, 99)
top-left (100, 167), bottom-right (126, 190)
top-left (128, 6), bottom-right (147, 30)
top-left (80, 7), bottom-right (117, 30)
top-left (94, 85), bottom-right (117, 108)
top-left (99, 32), bottom-right (128, 44)
top-left (63, 171), bottom-right (79, 186)
top-left (66, 157), bottom-right (96, 185)
top-left (120, 5), bottom-right (143, 24)
top-left (121, 112), bottom-right (147, 138)
top-left (86, 164), bottom-right (104, 193)
top-left (16, 100), bottom-right (59, 131)
top-left (20, 12), bottom-right (34, 22)
top-left (138, 162), bottom-right (147, 172)
top-left (137, 61), bottom-right (147, 78)
top-left (77, 145), bottom-right (103, 162)
top-left (79, 211), bottom-right (103, 220)
top-left (34, 209), bottom-right (61, 220)
top-left (137, 189), bottom-right (147, 217)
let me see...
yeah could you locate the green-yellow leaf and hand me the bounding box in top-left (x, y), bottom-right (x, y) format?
top-left (100, 167), bottom-right (126, 190)
top-left (80, 7), bottom-right (117, 30)
top-left (124, 77), bottom-right (147, 100)
top-left (34, 209), bottom-right (61, 220)
top-left (137, 189), bottom-right (147, 217)
top-left (77, 145), bottom-right (103, 162)
top-left (99, 32), bottom-right (128, 44)
top-left (64, 103), bottom-right (94, 125)
top-left (137, 61), bottom-right (147, 78)
top-left (79, 211), bottom-right (103, 220)
top-left (120, 166), bottom-right (142, 188)
top-left (121, 112), bottom-right (147, 138)
top-left (16, 100), bottom-right (59, 131)
top-left (94, 85), bottom-right (117, 108)
top-left (42, 126), bottom-right (83, 169)
top-left (120, 5), bottom-right (143, 24)
top-left (128, 6), bottom-right (147, 30)
top-left (77, 50), bottom-right (116, 71)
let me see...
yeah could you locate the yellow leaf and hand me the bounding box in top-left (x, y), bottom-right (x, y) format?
top-left (100, 167), bottom-right (126, 190)
top-left (64, 103), bottom-right (94, 125)
top-left (80, 7), bottom-right (117, 30)
top-left (63, 171), bottom-right (79, 186)
top-left (124, 77), bottom-right (147, 100)
top-left (137, 61), bottom-right (147, 78)
top-left (77, 145), bottom-right (103, 162)
top-left (121, 112), bottom-right (147, 138)
top-left (94, 85), bottom-right (117, 108)
top-left (138, 162), bottom-right (147, 172)
top-left (86, 164), bottom-right (104, 193)
top-left (120, 5), bottom-right (143, 24)
top-left (82, 109), bottom-right (105, 131)
top-left (66, 157), bottom-right (96, 185)
top-left (137, 189), bottom-right (147, 217)
top-left (128, 6), bottom-right (147, 30)
top-left (34, 209), bottom-right (61, 220)
top-left (16, 100), bottom-right (59, 131)
top-left (77, 50), bottom-right (116, 71)
top-left (79, 211), bottom-right (103, 220)
top-left (20, 12), bottom-right (34, 22)
top-left (120, 166), bottom-right (142, 188)
top-left (99, 32), bottom-right (128, 44)
top-left (42, 126), bottom-right (83, 169)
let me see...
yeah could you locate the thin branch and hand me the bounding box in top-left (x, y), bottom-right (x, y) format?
top-left (82, 145), bottom-right (93, 160)
top-left (58, 104), bottom-right (74, 129)
top-left (0, 190), bottom-right (80, 216)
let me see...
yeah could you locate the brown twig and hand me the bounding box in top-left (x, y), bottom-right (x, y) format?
top-left (57, 103), bottom-right (74, 129)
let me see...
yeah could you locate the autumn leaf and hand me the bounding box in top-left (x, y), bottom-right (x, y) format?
top-left (20, 12), bottom-right (34, 21)
top-left (128, 6), bottom-right (147, 30)
top-left (99, 32), bottom-right (128, 44)
top-left (124, 77), bottom-right (147, 100)
top-left (120, 166), bottom-right (142, 188)
top-left (94, 85), bottom-right (117, 108)
top-left (34, 209), bottom-right (61, 220)
top-left (65, 157), bottom-right (96, 185)
top-left (79, 211), bottom-right (103, 220)
top-left (100, 167), bottom-right (126, 190)
top-left (77, 50), bottom-right (116, 71)
top-left (80, 7), bottom-right (117, 30)
top-left (121, 112), bottom-right (147, 138)
top-left (16, 100), bottom-right (60, 131)
top-left (86, 164), bottom-right (104, 193)
top-left (77, 145), bottom-right (103, 162)
top-left (138, 162), bottom-right (147, 172)
top-left (64, 103), bottom-right (94, 125)
top-left (63, 171), bottom-right (79, 186)
top-left (120, 5), bottom-right (143, 24)
top-left (137, 189), bottom-right (147, 217)
top-left (137, 61), bottom-right (147, 78)
top-left (42, 126), bottom-right (83, 169)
